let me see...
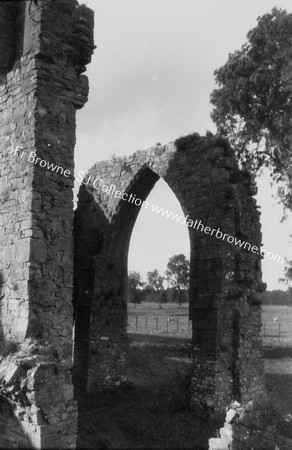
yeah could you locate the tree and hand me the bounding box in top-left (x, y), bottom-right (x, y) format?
top-left (210, 8), bottom-right (292, 208)
top-left (128, 271), bottom-right (144, 307)
top-left (280, 265), bottom-right (292, 303)
top-left (146, 269), bottom-right (166, 308)
top-left (260, 289), bottom-right (290, 305)
top-left (165, 254), bottom-right (189, 308)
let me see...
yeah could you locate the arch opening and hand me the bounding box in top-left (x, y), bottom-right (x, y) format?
top-left (128, 179), bottom-right (190, 320)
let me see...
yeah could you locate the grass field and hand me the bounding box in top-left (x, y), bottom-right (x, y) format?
top-left (262, 305), bottom-right (292, 345)
top-left (77, 335), bottom-right (217, 449)
top-left (127, 303), bottom-right (292, 435)
top-left (128, 302), bottom-right (292, 344)
top-left (77, 303), bottom-right (292, 448)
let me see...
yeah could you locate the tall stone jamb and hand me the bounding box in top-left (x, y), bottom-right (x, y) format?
top-left (0, 1), bottom-right (94, 448)
top-left (74, 135), bottom-right (265, 418)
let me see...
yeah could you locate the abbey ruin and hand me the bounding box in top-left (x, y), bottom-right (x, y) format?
top-left (0, 1), bottom-right (266, 448)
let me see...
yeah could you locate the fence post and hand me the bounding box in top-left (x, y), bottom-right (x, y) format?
top-left (278, 322), bottom-right (281, 341)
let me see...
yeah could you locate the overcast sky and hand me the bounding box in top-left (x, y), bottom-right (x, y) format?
top-left (75, 0), bottom-right (292, 290)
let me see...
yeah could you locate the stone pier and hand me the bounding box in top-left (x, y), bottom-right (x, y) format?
top-left (0, 0), bottom-right (94, 447)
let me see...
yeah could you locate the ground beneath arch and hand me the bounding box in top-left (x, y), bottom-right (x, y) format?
top-left (76, 335), bottom-right (218, 449)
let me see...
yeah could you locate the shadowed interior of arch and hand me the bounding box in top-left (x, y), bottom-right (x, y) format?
top-left (108, 165), bottom-right (160, 267)
top-left (75, 169), bottom-right (206, 450)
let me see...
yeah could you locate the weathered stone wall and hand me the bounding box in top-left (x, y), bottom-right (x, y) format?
top-left (74, 134), bottom-right (265, 417)
top-left (0, 0), bottom-right (94, 447)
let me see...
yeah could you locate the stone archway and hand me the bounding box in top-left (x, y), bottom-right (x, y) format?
top-left (73, 134), bottom-right (265, 417)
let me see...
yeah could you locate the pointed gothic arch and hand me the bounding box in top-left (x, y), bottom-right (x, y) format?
top-left (73, 135), bottom-right (264, 417)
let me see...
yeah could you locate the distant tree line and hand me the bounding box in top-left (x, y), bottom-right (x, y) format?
top-left (128, 262), bottom-right (291, 307)
top-left (260, 289), bottom-right (291, 306)
top-left (128, 254), bottom-right (190, 308)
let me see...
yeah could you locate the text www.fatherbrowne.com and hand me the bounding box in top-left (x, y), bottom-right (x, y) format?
top-left (150, 204), bottom-right (283, 263)
top-left (75, 171), bottom-right (284, 265)
top-left (7, 145), bottom-right (284, 265)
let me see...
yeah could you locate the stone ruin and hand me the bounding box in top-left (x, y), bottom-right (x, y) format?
top-left (73, 138), bottom-right (265, 411)
top-left (0, 0), bottom-right (265, 448)
top-left (0, 0), bottom-right (94, 447)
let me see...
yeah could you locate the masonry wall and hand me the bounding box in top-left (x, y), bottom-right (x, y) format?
top-left (74, 135), bottom-right (265, 417)
top-left (175, 136), bottom-right (264, 416)
top-left (0, 0), bottom-right (94, 448)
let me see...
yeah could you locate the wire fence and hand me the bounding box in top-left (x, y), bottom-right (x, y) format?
top-left (262, 321), bottom-right (288, 342)
top-left (127, 314), bottom-right (192, 336)
top-left (127, 314), bottom-right (291, 342)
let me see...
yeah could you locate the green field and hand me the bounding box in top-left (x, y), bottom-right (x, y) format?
top-left (127, 303), bottom-right (292, 420)
top-left (129, 303), bottom-right (292, 415)
top-left (128, 305), bottom-right (191, 336)
top-left (262, 305), bottom-right (292, 345)
top-left (77, 304), bottom-right (292, 448)
top-left (77, 335), bottom-right (217, 449)
top-left (128, 302), bottom-right (292, 344)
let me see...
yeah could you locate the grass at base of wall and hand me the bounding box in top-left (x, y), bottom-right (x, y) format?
top-left (76, 333), bottom-right (292, 449)
top-left (77, 336), bottom-right (218, 449)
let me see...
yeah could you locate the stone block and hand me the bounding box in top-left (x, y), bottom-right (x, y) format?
top-left (209, 437), bottom-right (230, 450)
